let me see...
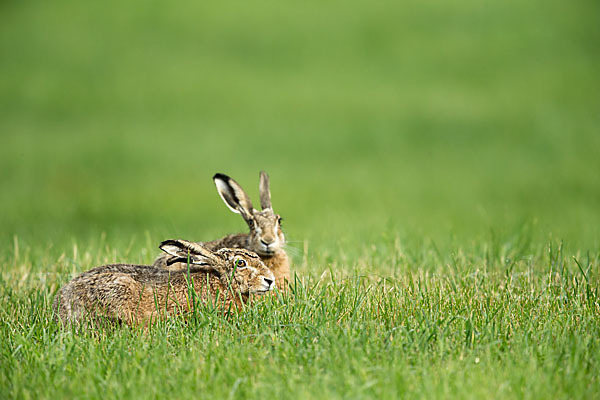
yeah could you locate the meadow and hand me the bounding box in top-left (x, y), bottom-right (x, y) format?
top-left (1, 0), bottom-right (599, 398)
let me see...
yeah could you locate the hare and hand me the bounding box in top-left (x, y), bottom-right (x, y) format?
top-left (153, 171), bottom-right (290, 290)
top-left (53, 239), bottom-right (275, 326)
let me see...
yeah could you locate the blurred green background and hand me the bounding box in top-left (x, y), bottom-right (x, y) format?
top-left (1, 0), bottom-right (599, 264)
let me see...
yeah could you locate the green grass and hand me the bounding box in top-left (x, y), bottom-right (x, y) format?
top-left (1, 0), bottom-right (599, 398)
top-left (1, 240), bottom-right (599, 398)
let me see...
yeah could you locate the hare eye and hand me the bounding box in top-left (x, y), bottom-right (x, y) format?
top-left (235, 259), bottom-right (247, 268)
top-left (278, 217), bottom-right (283, 226)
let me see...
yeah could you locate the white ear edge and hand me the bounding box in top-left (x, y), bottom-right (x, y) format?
top-left (159, 244), bottom-right (184, 257)
top-left (188, 256), bottom-right (211, 266)
top-left (214, 179), bottom-right (242, 214)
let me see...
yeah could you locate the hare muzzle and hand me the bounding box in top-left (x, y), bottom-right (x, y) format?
top-left (263, 277), bottom-right (274, 290)
top-left (260, 237), bottom-right (277, 254)
top-left (253, 271), bottom-right (276, 294)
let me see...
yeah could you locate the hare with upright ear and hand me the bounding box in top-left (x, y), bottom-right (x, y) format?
top-left (154, 171), bottom-right (290, 290)
top-left (53, 239), bottom-right (275, 326)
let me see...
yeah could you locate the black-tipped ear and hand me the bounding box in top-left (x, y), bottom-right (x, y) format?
top-left (159, 239), bottom-right (218, 265)
top-left (159, 240), bottom-right (188, 257)
top-left (213, 173), bottom-right (254, 219)
top-left (259, 171), bottom-right (272, 210)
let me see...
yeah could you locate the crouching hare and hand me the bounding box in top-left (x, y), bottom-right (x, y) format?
top-left (153, 171), bottom-right (290, 290)
top-left (53, 239), bottom-right (275, 326)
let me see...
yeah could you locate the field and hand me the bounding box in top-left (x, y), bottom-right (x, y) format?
top-left (1, 0), bottom-right (599, 398)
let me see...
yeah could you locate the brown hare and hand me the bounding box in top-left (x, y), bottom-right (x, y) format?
top-left (53, 239), bottom-right (275, 326)
top-left (153, 171), bottom-right (290, 290)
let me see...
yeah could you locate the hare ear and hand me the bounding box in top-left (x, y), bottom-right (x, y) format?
top-left (213, 173), bottom-right (254, 219)
top-left (259, 171), bottom-right (272, 210)
top-left (159, 240), bottom-right (218, 267)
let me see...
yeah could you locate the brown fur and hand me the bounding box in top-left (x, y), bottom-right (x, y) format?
top-left (54, 242), bottom-right (275, 326)
top-left (153, 172), bottom-right (290, 289)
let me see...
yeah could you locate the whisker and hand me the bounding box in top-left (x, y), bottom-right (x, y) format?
top-left (282, 245), bottom-right (303, 256)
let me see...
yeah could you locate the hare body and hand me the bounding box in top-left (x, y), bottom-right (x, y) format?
top-left (153, 172), bottom-right (290, 289)
top-left (54, 241), bottom-right (275, 326)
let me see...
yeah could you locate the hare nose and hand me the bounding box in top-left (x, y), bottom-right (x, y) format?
top-left (264, 277), bottom-right (273, 287)
top-left (261, 239), bottom-right (274, 246)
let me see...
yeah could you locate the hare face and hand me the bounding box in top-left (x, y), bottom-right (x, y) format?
top-left (249, 210), bottom-right (285, 256)
top-left (219, 249), bottom-right (276, 294)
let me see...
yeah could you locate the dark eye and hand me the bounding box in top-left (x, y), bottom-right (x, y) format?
top-left (235, 259), bottom-right (247, 268)
top-left (278, 217), bottom-right (283, 226)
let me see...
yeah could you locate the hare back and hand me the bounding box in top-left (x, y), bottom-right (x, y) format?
top-left (203, 233), bottom-right (250, 250)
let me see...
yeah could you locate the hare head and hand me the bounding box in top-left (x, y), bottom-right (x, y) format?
top-left (159, 239), bottom-right (276, 294)
top-left (213, 171), bottom-right (285, 257)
